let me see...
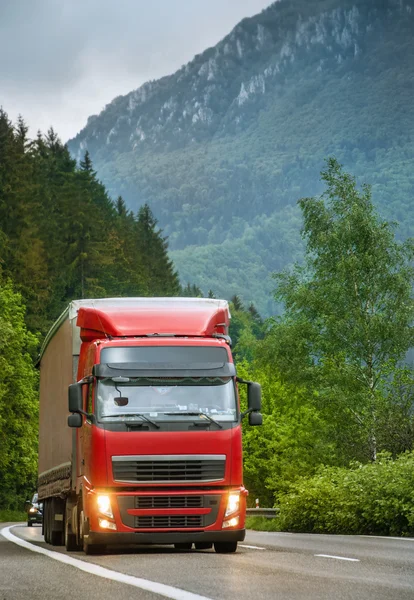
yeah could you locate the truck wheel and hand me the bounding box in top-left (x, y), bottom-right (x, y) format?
top-left (214, 541), bottom-right (238, 553)
top-left (83, 538), bottom-right (106, 555)
top-left (65, 515), bottom-right (79, 551)
top-left (50, 498), bottom-right (64, 546)
top-left (27, 521), bottom-right (33, 527)
top-left (43, 499), bottom-right (51, 543)
top-left (194, 542), bottom-right (212, 550)
top-left (174, 542), bottom-right (193, 550)
top-left (64, 499), bottom-right (81, 551)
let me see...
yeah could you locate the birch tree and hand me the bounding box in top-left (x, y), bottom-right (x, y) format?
top-left (267, 158), bottom-right (414, 461)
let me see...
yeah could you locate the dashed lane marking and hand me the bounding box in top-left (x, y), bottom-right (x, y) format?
top-left (315, 554), bottom-right (360, 562)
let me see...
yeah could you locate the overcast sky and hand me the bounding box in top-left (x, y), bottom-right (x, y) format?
top-left (0, 0), bottom-right (272, 141)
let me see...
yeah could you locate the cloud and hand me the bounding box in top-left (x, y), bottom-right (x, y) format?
top-left (0, 0), bottom-right (272, 140)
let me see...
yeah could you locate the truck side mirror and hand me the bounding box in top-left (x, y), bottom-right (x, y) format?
top-left (68, 413), bottom-right (82, 428)
top-left (249, 411), bottom-right (263, 426)
top-left (247, 382), bottom-right (262, 412)
top-left (68, 382), bottom-right (83, 413)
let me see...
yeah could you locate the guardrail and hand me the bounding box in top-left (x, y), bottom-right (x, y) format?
top-left (246, 508), bottom-right (279, 519)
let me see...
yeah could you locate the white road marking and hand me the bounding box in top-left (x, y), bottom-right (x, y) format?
top-left (1, 526), bottom-right (212, 600)
top-left (315, 554), bottom-right (360, 562)
top-left (359, 535), bottom-right (414, 542)
top-left (239, 544), bottom-right (266, 550)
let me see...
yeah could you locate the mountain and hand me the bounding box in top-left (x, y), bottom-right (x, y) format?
top-left (68, 0), bottom-right (414, 316)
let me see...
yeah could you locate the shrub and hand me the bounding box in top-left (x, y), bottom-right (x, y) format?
top-left (276, 452), bottom-right (414, 536)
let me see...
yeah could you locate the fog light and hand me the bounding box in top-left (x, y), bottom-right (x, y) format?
top-left (97, 495), bottom-right (113, 518)
top-left (225, 493), bottom-right (240, 517)
top-left (222, 516), bottom-right (239, 529)
top-left (98, 518), bottom-right (117, 530)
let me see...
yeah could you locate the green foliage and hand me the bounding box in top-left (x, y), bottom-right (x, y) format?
top-left (245, 516), bottom-right (280, 532)
top-left (0, 509), bottom-right (27, 523)
top-left (238, 362), bottom-right (337, 506)
top-left (229, 297), bottom-right (265, 362)
top-left (276, 452), bottom-right (414, 536)
top-left (180, 282), bottom-right (203, 297)
top-left (135, 204), bottom-right (181, 296)
top-left (263, 158), bottom-right (414, 462)
top-left (0, 280), bottom-right (39, 509)
top-left (0, 112), bottom-right (182, 336)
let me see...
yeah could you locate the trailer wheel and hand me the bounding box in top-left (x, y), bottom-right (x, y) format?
top-left (50, 498), bottom-right (64, 546)
top-left (214, 541), bottom-right (238, 553)
top-left (43, 499), bottom-right (50, 543)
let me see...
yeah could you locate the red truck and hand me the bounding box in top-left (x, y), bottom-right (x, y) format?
top-left (37, 298), bottom-right (262, 554)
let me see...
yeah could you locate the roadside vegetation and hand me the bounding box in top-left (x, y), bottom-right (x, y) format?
top-left (240, 159), bottom-right (414, 535)
top-left (0, 510), bottom-right (27, 524)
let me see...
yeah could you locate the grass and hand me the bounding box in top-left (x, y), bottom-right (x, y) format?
top-left (0, 510), bottom-right (27, 523)
top-left (245, 516), bottom-right (281, 532)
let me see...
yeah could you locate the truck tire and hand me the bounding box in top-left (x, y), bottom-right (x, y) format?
top-left (64, 499), bottom-right (80, 551)
top-left (64, 516), bottom-right (79, 551)
top-left (50, 498), bottom-right (64, 546)
top-left (83, 538), bottom-right (106, 555)
top-left (194, 542), bottom-right (212, 550)
top-left (174, 543), bottom-right (193, 550)
top-left (214, 541), bottom-right (238, 553)
top-left (43, 499), bottom-right (51, 543)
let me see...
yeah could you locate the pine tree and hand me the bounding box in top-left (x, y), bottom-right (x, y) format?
top-left (181, 283), bottom-right (203, 297)
top-left (135, 203), bottom-right (180, 296)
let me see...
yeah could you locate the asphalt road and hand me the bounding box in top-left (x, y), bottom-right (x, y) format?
top-left (1, 523), bottom-right (414, 600)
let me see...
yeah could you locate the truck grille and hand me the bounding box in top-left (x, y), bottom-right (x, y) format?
top-left (112, 455), bottom-right (226, 483)
top-left (117, 493), bottom-right (221, 529)
top-left (134, 515), bottom-right (203, 529)
top-left (135, 496), bottom-right (203, 509)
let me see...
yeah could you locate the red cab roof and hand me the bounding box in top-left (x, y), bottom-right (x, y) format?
top-left (76, 298), bottom-right (230, 341)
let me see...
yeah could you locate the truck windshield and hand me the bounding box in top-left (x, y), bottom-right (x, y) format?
top-left (96, 377), bottom-right (237, 423)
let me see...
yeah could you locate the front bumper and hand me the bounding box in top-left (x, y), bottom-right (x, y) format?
top-left (86, 528), bottom-right (245, 546)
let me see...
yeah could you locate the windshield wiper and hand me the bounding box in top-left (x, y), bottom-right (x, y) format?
top-left (164, 411), bottom-right (223, 429)
top-left (102, 413), bottom-right (160, 429)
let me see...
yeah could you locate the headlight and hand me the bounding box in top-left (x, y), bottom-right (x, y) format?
top-left (225, 493), bottom-right (240, 517)
top-left (29, 507), bottom-right (38, 513)
top-left (222, 516), bottom-right (240, 528)
top-left (98, 518), bottom-right (117, 530)
top-left (97, 495), bottom-right (113, 519)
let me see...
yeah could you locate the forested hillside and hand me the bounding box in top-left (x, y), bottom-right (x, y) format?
top-left (0, 110), bottom-right (180, 336)
top-left (68, 0), bottom-right (414, 315)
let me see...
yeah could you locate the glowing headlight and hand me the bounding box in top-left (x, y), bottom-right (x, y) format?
top-left (97, 495), bottom-right (113, 519)
top-left (98, 518), bottom-right (117, 530)
top-left (222, 516), bottom-right (240, 529)
top-left (225, 493), bottom-right (240, 517)
top-left (29, 507), bottom-right (38, 513)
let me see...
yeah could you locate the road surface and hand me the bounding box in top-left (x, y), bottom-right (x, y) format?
top-left (1, 523), bottom-right (413, 599)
